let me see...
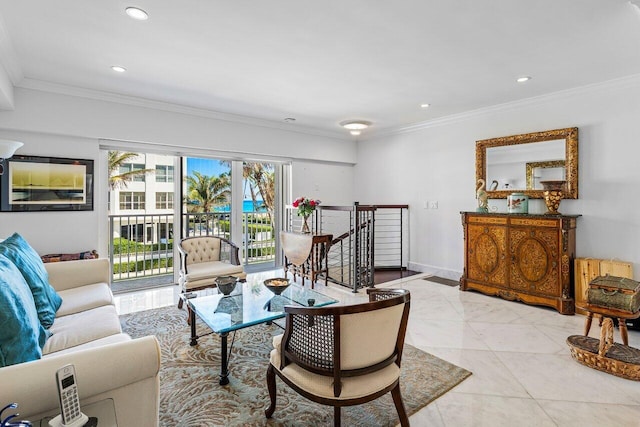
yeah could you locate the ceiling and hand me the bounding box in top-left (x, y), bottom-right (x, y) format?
top-left (1, 0), bottom-right (640, 139)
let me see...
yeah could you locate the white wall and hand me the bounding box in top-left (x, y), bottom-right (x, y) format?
top-left (2, 88), bottom-right (357, 163)
top-left (291, 161), bottom-right (354, 206)
top-left (0, 88), bottom-right (356, 255)
top-left (355, 76), bottom-right (640, 279)
top-left (0, 131), bottom-right (101, 254)
top-left (0, 64), bottom-right (13, 110)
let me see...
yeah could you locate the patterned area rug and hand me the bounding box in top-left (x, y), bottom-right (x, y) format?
top-left (120, 306), bottom-right (471, 426)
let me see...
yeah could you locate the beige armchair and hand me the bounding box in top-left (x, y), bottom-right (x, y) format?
top-left (265, 288), bottom-right (411, 427)
top-left (177, 236), bottom-right (246, 307)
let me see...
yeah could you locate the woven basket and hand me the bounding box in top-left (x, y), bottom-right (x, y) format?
top-left (567, 318), bottom-right (640, 381)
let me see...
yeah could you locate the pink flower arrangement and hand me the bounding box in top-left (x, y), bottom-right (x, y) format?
top-left (292, 196), bottom-right (321, 217)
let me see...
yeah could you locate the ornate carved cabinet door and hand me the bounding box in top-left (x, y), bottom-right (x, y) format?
top-left (508, 220), bottom-right (560, 296)
top-left (467, 219), bottom-right (508, 287)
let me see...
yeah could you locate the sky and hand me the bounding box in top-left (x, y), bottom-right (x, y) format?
top-left (186, 157), bottom-right (258, 200)
top-left (186, 157), bottom-right (228, 178)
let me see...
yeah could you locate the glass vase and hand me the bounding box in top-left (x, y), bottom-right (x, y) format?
top-left (300, 215), bottom-right (311, 233)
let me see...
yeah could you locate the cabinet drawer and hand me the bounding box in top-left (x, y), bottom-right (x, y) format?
top-left (467, 215), bottom-right (508, 225)
top-left (510, 217), bottom-right (560, 228)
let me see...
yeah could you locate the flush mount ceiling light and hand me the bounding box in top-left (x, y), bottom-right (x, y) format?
top-left (516, 76), bottom-right (532, 83)
top-left (111, 66), bottom-right (127, 73)
top-left (340, 120), bottom-right (371, 131)
top-left (125, 7), bottom-right (148, 20)
top-left (420, 103), bottom-right (431, 108)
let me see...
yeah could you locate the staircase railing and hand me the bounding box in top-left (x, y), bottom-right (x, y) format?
top-left (284, 203), bottom-right (409, 292)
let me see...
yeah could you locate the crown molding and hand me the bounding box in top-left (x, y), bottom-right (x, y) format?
top-left (16, 77), bottom-right (350, 141)
top-left (14, 71), bottom-right (640, 143)
top-left (367, 73), bottom-right (640, 141)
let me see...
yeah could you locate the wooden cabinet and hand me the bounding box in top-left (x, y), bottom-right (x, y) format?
top-left (461, 212), bottom-right (579, 314)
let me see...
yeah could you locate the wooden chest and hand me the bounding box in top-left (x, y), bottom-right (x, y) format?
top-left (460, 212), bottom-right (579, 315)
top-left (587, 275), bottom-right (640, 313)
top-left (574, 258), bottom-right (633, 315)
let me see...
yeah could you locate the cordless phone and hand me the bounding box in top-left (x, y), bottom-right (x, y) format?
top-left (54, 364), bottom-right (88, 427)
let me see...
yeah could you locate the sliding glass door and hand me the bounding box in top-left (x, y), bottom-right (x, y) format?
top-left (182, 158), bottom-right (279, 271)
top-left (106, 149), bottom-right (284, 293)
top-left (107, 151), bottom-right (178, 293)
top-left (240, 161), bottom-right (277, 270)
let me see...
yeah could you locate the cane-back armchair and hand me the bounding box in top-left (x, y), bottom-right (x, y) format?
top-left (265, 288), bottom-right (411, 426)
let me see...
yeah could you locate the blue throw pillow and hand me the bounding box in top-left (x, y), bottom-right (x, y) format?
top-left (0, 254), bottom-right (49, 367)
top-left (0, 233), bottom-right (62, 328)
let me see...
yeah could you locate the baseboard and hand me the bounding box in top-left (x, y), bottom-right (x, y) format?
top-left (408, 262), bottom-right (462, 282)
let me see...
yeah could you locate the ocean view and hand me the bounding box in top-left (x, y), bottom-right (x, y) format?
top-left (214, 200), bottom-right (267, 213)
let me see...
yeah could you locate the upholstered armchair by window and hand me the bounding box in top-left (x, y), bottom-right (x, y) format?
top-left (265, 288), bottom-right (411, 427)
top-left (177, 236), bottom-right (246, 307)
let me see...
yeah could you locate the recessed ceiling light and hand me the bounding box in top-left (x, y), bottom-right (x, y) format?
top-left (111, 66), bottom-right (127, 73)
top-left (125, 7), bottom-right (148, 20)
top-left (350, 130), bottom-right (361, 136)
top-left (340, 120), bottom-right (371, 130)
top-left (420, 103), bottom-right (431, 108)
top-left (283, 117), bottom-right (296, 123)
top-left (516, 76), bottom-right (532, 83)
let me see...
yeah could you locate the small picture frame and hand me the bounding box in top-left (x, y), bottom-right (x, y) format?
top-left (0, 155), bottom-right (94, 212)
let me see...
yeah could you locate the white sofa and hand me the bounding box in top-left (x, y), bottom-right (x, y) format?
top-left (0, 258), bottom-right (161, 426)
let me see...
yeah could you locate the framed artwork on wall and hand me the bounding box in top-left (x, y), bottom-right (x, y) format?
top-left (0, 155), bottom-right (94, 212)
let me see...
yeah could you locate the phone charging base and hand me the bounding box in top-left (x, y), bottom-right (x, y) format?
top-left (48, 413), bottom-right (89, 427)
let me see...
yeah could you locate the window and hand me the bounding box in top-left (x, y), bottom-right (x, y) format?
top-left (119, 192), bottom-right (145, 210)
top-left (120, 224), bottom-right (144, 242)
top-left (156, 165), bottom-right (174, 182)
top-left (119, 163), bottom-right (146, 182)
top-left (158, 223), bottom-right (173, 243)
top-left (155, 192), bottom-right (174, 209)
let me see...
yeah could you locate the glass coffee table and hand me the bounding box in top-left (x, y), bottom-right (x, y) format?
top-left (185, 279), bottom-right (337, 385)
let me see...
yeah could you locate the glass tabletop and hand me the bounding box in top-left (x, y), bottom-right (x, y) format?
top-left (187, 280), bottom-right (337, 334)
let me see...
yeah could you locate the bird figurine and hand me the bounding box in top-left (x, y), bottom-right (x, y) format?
top-left (476, 179), bottom-right (489, 213)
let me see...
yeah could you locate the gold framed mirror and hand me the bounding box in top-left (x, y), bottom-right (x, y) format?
top-left (476, 127), bottom-right (578, 199)
top-left (525, 160), bottom-right (565, 190)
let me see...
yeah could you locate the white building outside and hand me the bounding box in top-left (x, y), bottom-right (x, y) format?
top-left (109, 153), bottom-right (175, 245)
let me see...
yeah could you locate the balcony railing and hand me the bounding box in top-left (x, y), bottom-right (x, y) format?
top-left (109, 213), bottom-right (174, 283)
top-left (108, 211), bottom-right (276, 287)
top-left (182, 211), bottom-right (275, 265)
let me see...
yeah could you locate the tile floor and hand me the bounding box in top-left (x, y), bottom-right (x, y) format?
top-left (115, 272), bottom-right (640, 427)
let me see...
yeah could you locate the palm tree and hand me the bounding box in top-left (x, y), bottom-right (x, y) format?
top-left (108, 151), bottom-right (154, 190)
top-left (219, 160), bottom-right (275, 213)
top-left (244, 162), bottom-right (275, 221)
top-left (185, 171), bottom-right (231, 213)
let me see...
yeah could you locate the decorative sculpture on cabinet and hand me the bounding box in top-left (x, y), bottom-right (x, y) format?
top-left (476, 179), bottom-right (489, 213)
